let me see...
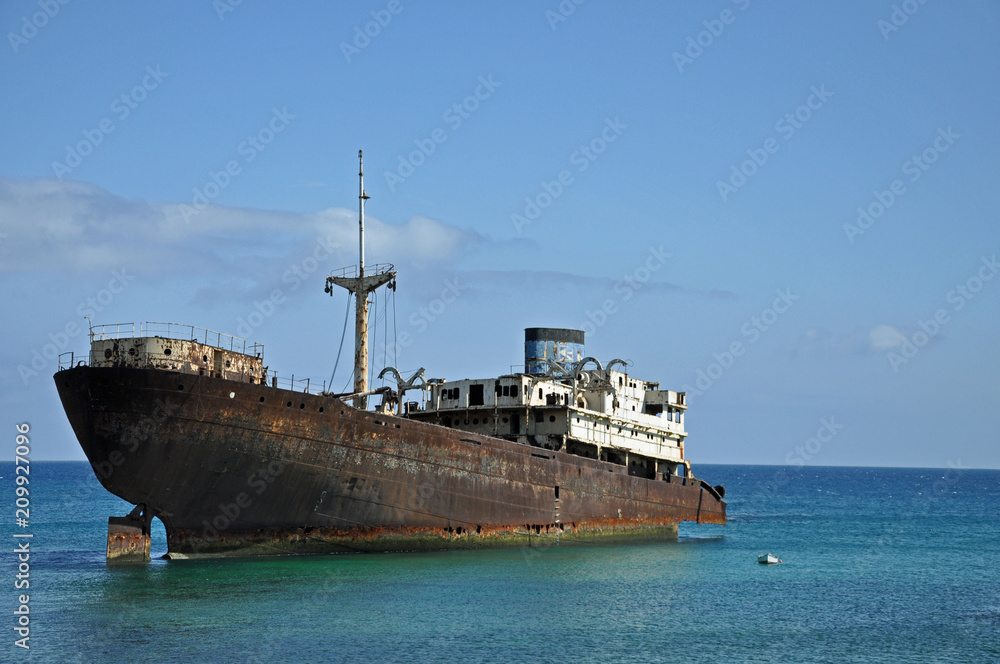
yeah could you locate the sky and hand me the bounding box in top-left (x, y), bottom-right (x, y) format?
top-left (1, 1), bottom-right (998, 468)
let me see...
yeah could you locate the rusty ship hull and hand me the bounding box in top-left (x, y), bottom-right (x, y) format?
top-left (56, 364), bottom-right (726, 558)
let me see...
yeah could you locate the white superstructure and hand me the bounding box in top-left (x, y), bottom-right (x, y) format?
top-left (399, 328), bottom-right (692, 480)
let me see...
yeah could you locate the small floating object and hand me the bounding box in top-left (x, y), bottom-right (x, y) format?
top-left (758, 553), bottom-right (781, 564)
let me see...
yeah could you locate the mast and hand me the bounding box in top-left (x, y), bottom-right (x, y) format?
top-left (359, 149), bottom-right (367, 276)
top-left (325, 150), bottom-right (396, 409)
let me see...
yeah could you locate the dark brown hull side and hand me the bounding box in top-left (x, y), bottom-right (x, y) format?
top-left (54, 366), bottom-right (725, 557)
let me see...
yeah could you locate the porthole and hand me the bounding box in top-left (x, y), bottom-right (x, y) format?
top-left (473, 418), bottom-right (479, 425)
top-left (229, 392), bottom-right (236, 399)
top-left (299, 403), bottom-right (305, 409)
top-left (177, 384), bottom-right (184, 391)
top-left (164, 348), bottom-right (172, 356)
top-left (128, 347), bottom-right (136, 356)
top-left (225, 360), bottom-right (231, 368)
top-left (319, 407), bottom-right (324, 413)
top-left (286, 401), bottom-right (292, 408)
top-left (203, 355), bottom-right (209, 362)
top-left (549, 415), bottom-right (556, 422)
top-left (104, 349), bottom-right (112, 359)
top-left (259, 396), bottom-right (265, 403)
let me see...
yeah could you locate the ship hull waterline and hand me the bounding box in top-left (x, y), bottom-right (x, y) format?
top-left (55, 365), bottom-right (726, 558)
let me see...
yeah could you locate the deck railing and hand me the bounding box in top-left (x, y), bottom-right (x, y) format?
top-left (267, 373), bottom-right (333, 395)
top-left (327, 263), bottom-right (395, 280)
top-left (88, 322), bottom-right (263, 357)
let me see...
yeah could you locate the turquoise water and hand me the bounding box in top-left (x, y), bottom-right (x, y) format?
top-left (1, 462), bottom-right (997, 663)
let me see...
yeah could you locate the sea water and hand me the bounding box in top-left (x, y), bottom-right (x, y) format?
top-left (0, 462), bottom-right (997, 663)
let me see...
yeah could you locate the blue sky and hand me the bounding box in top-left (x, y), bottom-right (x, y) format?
top-left (1, 1), bottom-right (998, 468)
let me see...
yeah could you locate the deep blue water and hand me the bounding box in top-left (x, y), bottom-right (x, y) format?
top-left (0, 462), bottom-right (997, 663)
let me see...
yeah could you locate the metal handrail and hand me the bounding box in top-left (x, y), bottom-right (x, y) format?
top-left (62, 333), bottom-right (337, 398)
top-left (268, 372), bottom-right (330, 395)
top-left (89, 322), bottom-right (135, 342)
top-left (88, 321), bottom-right (263, 356)
top-left (58, 351), bottom-right (82, 371)
top-left (327, 263), bottom-right (395, 280)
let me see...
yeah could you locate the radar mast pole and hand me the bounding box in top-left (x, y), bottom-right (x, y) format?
top-left (359, 150), bottom-right (367, 277)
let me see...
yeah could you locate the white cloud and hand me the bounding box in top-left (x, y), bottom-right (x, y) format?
top-left (0, 177), bottom-right (479, 277)
top-left (795, 323), bottom-right (917, 357)
top-left (868, 324), bottom-right (908, 351)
